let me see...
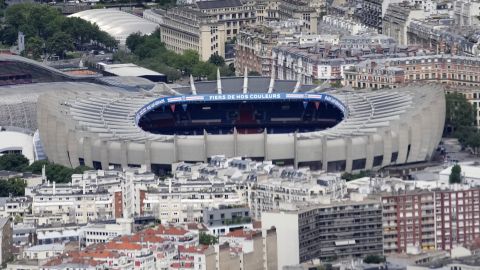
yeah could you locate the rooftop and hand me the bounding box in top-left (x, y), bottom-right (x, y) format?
top-left (99, 63), bottom-right (165, 77)
top-left (196, 0), bottom-right (242, 9)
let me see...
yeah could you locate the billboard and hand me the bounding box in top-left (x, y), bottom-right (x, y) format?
top-left (135, 93), bottom-right (347, 124)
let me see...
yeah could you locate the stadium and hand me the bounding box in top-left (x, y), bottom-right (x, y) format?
top-left (36, 73), bottom-right (446, 175)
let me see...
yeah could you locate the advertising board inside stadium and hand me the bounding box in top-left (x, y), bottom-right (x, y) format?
top-left (135, 93), bottom-right (348, 124)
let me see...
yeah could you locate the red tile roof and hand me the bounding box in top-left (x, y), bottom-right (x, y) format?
top-left (178, 245), bottom-right (209, 254)
top-left (224, 229), bottom-right (255, 239)
top-left (157, 225), bottom-right (189, 236)
top-left (105, 241), bottom-right (142, 251)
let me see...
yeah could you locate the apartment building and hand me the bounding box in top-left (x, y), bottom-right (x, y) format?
top-left (453, 0), bottom-right (480, 27)
top-left (382, 3), bottom-right (427, 45)
top-left (382, 191), bottom-right (436, 254)
top-left (407, 19), bottom-right (480, 56)
top-left (196, 0), bottom-right (257, 39)
top-left (382, 188), bottom-right (480, 254)
top-left (144, 0), bottom-right (256, 61)
top-left (344, 55), bottom-right (480, 89)
top-left (142, 177), bottom-right (244, 223)
top-left (321, 15), bottom-right (374, 35)
top-left (144, 8), bottom-right (226, 61)
top-left (235, 20), bottom-right (305, 76)
top-left (357, 0), bottom-right (404, 32)
top-left (262, 200), bottom-right (383, 269)
top-left (28, 169), bottom-right (157, 226)
top-left (30, 182), bottom-right (116, 226)
top-left (0, 196), bottom-right (32, 219)
top-left (255, 0), bottom-right (318, 33)
top-left (249, 169), bottom-right (346, 219)
top-left (272, 36), bottom-right (411, 83)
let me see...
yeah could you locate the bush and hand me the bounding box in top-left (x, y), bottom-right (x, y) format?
top-left (449, 164), bottom-right (462, 184)
top-left (0, 153), bottom-right (29, 172)
top-left (199, 232), bottom-right (218, 245)
top-left (363, 254), bottom-right (385, 264)
top-left (341, 170), bottom-right (370, 181)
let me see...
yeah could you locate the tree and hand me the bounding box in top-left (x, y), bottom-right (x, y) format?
top-left (248, 71), bottom-right (261, 76)
top-left (175, 50), bottom-right (200, 75)
top-left (192, 62), bottom-right (216, 80)
top-left (25, 160), bottom-right (92, 183)
top-left (445, 92), bottom-right (476, 133)
top-left (363, 254), bottom-right (385, 264)
top-left (449, 164), bottom-right (462, 184)
top-left (25, 36), bottom-right (44, 60)
top-left (46, 31), bottom-right (74, 58)
top-left (0, 178), bottom-right (27, 197)
top-left (126, 32), bottom-right (146, 52)
top-left (465, 131), bottom-right (480, 154)
top-left (0, 153), bottom-right (29, 172)
top-left (27, 160), bottom-right (49, 174)
top-left (199, 232), bottom-right (218, 245)
top-left (1, 3), bottom-right (117, 52)
top-left (208, 54), bottom-right (225, 67)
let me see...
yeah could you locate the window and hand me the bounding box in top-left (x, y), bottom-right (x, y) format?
top-left (352, 158), bottom-right (366, 170)
top-left (391, 152), bottom-right (399, 163)
top-left (373, 155), bottom-right (383, 167)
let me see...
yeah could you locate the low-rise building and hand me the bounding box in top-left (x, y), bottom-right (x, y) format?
top-left (12, 223), bottom-right (35, 247)
top-left (79, 218), bottom-right (133, 247)
top-left (0, 196), bottom-right (32, 220)
top-left (203, 205), bottom-right (252, 235)
top-left (23, 244), bottom-right (65, 262)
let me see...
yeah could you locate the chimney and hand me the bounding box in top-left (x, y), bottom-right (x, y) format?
top-left (41, 165), bottom-right (46, 183)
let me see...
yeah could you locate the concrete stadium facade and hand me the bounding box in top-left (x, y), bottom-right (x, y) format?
top-left (37, 78), bottom-right (445, 174)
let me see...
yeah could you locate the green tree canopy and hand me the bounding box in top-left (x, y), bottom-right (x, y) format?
top-left (192, 61), bottom-right (217, 80)
top-left (446, 92), bottom-right (476, 132)
top-left (208, 54), bottom-right (225, 67)
top-left (199, 232), bottom-right (218, 245)
top-left (449, 164), bottom-right (462, 184)
top-left (46, 31), bottom-right (74, 58)
top-left (0, 178), bottom-right (27, 197)
top-left (0, 153), bottom-right (29, 172)
top-left (1, 3), bottom-right (117, 55)
top-left (25, 36), bottom-right (43, 60)
top-left (341, 170), bottom-right (371, 181)
top-left (118, 31), bottom-right (234, 82)
top-left (363, 254), bottom-right (385, 264)
top-left (126, 32), bottom-right (146, 52)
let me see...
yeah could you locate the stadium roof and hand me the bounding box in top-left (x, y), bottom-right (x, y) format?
top-left (0, 82), bottom-right (129, 131)
top-left (69, 9), bottom-right (158, 45)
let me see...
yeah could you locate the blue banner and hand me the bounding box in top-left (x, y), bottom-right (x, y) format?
top-left (135, 93), bottom-right (347, 124)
